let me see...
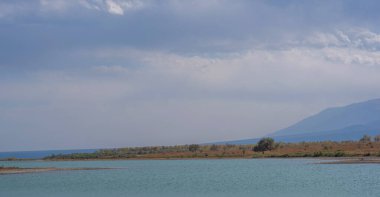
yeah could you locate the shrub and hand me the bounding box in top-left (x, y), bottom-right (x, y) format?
top-left (374, 135), bottom-right (380, 142)
top-left (188, 144), bottom-right (200, 152)
top-left (210, 144), bottom-right (218, 151)
top-left (313, 151), bottom-right (323, 157)
top-left (334, 151), bottom-right (345, 157)
top-left (359, 135), bottom-right (372, 142)
top-left (253, 138), bottom-right (275, 153)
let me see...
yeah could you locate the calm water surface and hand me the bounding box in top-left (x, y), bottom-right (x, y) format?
top-left (0, 159), bottom-right (379, 197)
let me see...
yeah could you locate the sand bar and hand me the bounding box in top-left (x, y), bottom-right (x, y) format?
top-left (319, 158), bottom-right (380, 164)
top-left (0, 167), bottom-right (120, 175)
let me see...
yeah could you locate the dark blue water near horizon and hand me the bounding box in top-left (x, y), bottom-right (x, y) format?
top-left (0, 149), bottom-right (97, 159)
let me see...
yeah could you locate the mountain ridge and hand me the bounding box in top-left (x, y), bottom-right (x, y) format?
top-left (270, 98), bottom-right (380, 137)
top-left (213, 98), bottom-right (380, 144)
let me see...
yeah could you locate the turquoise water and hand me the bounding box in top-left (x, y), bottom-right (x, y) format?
top-left (1, 159), bottom-right (379, 197)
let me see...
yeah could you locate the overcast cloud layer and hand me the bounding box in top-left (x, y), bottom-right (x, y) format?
top-left (1, 0), bottom-right (380, 151)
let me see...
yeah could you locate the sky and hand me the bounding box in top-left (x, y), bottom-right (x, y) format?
top-left (1, 0), bottom-right (380, 151)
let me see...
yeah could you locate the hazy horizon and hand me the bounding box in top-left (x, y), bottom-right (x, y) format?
top-left (2, 0), bottom-right (380, 152)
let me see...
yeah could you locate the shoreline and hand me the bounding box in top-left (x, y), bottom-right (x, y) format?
top-left (0, 167), bottom-right (120, 175)
top-left (2, 156), bottom-right (380, 162)
top-left (42, 156), bottom-right (380, 164)
top-left (317, 157), bottom-right (380, 164)
top-left (43, 155), bottom-right (380, 161)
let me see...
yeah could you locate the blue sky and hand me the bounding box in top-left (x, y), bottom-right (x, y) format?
top-left (1, 0), bottom-right (380, 151)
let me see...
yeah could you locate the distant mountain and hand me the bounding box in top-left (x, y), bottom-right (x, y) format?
top-left (271, 98), bottom-right (380, 137)
top-left (213, 98), bottom-right (380, 144)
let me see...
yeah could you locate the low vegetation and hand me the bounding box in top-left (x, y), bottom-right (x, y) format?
top-left (0, 166), bottom-right (20, 170)
top-left (44, 135), bottom-right (380, 160)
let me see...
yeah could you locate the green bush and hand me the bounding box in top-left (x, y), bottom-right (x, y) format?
top-left (253, 138), bottom-right (275, 153)
top-left (360, 135), bottom-right (372, 142)
top-left (313, 151), bottom-right (323, 157)
top-left (334, 151), bottom-right (345, 157)
top-left (189, 144), bottom-right (200, 152)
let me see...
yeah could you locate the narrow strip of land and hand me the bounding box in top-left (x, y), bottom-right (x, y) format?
top-left (43, 140), bottom-right (380, 160)
top-left (319, 157), bottom-right (380, 164)
top-left (0, 167), bottom-right (119, 175)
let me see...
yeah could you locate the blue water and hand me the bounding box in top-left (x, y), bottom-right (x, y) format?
top-left (0, 149), bottom-right (97, 159)
top-left (1, 159), bottom-right (379, 197)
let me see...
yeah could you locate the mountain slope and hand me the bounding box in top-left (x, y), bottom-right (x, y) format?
top-left (212, 121), bottom-right (380, 145)
top-left (213, 98), bottom-right (380, 144)
top-left (271, 98), bottom-right (380, 137)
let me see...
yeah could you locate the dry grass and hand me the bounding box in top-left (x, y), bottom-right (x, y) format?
top-left (45, 141), bottom-right (380, 160)
top-left (253, 141), bottom-right (380, 157)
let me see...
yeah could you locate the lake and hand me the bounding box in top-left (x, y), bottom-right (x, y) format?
top-left (1, 159), bottom-right (379, 197)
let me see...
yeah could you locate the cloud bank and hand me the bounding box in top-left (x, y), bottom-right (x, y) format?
top-left (1, 0), bottom-right (380, 151)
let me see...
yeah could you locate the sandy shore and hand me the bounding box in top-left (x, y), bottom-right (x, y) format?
top-left (318, 157), bottom-right (380, 164)
top-left (0, 167), bottom-right (119, 175)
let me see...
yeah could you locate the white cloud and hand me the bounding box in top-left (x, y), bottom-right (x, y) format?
top-left (78, 0), bottom-right (101, 10)
top-left (117, 0), bottom-right (145, 10)
top-left (81, 0), bottom-right (146, 15)
top-left (89, 28), bottom-right (380, 92)
top-left (37, 0), bottom-right (146, 15)
top-left (304, 28), bottom-right (380, 50)
top-left (320, 47), bottom-right (380, 65)
top-left (289, 28), bottom-right (380, 66)
top-left (105, 0), bottom-right (124, 15)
